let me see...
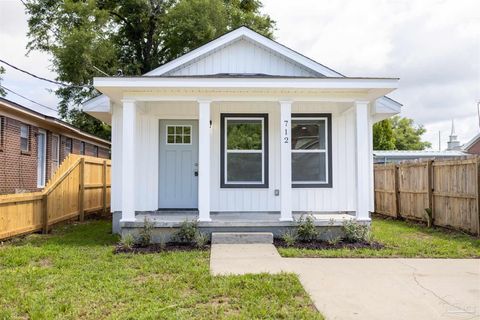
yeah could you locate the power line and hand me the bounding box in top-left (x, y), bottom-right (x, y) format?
top-left (0, 85), bottom-right (58, 112)
top-left (0, 59), bottom-right (91, 89)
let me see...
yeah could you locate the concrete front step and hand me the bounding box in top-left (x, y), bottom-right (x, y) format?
top-left (211, 232), bottom-right (273, 244)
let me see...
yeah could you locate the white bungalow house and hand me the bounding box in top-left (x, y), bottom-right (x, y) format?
top-left (83, 27), bottom-right (400, 238)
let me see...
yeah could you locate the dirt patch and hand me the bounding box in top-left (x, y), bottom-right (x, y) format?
top-left (114, 242), bottom-right (209, 254)
top-left (274, 239), bottom-right (384, 250)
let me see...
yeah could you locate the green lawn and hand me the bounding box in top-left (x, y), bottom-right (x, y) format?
top-left (279, 217), bottom-right (480, 258)
top-left (0, 220), bottom-right (321, 320)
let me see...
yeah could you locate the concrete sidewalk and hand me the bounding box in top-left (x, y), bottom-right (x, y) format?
top-left (210, 244), bottom-right (480, 320)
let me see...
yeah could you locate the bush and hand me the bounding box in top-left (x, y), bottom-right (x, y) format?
top-left (120, 233), bottom-right (135, 249)
top-left (281, 230), bottom-right (297, 247)
top-left (175, 219), bottom-right (199, 243)
top-left (138, 217), bottom-right (155, 247)
top-left (194, 232), bottom-right (209, 248)
top-left (296, 214), bottom-right (319, 242)
top-left (342, 220), bottom-right (371, 243)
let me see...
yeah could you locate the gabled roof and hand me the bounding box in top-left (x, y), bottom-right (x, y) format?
top-left (0, 97), bottom-right (110, 146)
top-left (146, 26), bottom-right (341, 77)
top-left (84, 26), bottom-right (401, 114)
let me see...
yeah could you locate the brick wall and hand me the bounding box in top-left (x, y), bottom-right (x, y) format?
top-left (466, 140), bottom-right (480, 155)
top-left (0, 117), bottom-right (40, 194)
top-left (0, 115), bottom-right (110, 194)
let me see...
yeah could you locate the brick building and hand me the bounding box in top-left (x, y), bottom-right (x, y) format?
top-left (463, 133), bottom-right (480, 154)
top-left (0, 97), bottom-right (110, 194)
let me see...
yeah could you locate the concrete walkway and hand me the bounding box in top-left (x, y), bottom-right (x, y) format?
top-left (210, 244), bottom-right (480, 320)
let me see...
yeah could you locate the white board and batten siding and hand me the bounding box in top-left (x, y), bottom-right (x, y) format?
top-left (110, 101), bottom-right (360, 213)
top-left (164, 38), bottom-right (320, 77)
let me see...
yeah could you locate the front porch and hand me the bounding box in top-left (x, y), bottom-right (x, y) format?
top-left (116, 211), bottom-right (355, 240)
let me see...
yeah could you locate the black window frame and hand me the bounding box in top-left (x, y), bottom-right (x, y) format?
top-left (291, 113), bottom-right (332, 188)
top-left (220, 113), bottom-right (269, 188)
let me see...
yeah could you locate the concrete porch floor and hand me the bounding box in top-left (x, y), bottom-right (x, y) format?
top-left (125, 211), bottom-right (355, 227)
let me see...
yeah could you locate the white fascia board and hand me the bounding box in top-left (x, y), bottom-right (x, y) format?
top-left (94, 77), bottom-right (399, 91)
top-left (82, 94), bottom-right (110, 112)
top-left (145, 26), bottom-right (340, 77)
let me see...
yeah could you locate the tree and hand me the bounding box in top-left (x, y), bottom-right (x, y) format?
top-left (373, 116), bottom-right (431, 150)
top-left (24, 0), bottom-right (276, 140)
top-left (0, 67), bottom-right (5, 97)
top-left (373, 119), bottom-right (395, 150)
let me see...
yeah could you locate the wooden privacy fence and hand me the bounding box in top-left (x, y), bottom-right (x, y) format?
top-left (374, 157), bottom-right (480, 235)
top-left (0, 154), bottom-right (111, 240)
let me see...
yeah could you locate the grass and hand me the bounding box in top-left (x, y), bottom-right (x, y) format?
top-left (0, 220), bottom-right (322, 320)
top-left (278, 217), bottom-right (480, 258)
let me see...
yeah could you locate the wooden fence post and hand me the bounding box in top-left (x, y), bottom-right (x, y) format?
top-left (79, 158), bottom-right (85, 222)
top-left (394, 164), bottom-right (400, 218)
top-left (102, 160), bottom-right (107, 215)
top-left (427, 160), bottom-right (434, 222)
top-left (42, 193), bottom-right (48, 234)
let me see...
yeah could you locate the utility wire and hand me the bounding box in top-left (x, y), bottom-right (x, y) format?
top-left (0, 85), bottom-right (58, 112)
top-left (0, 59), bottom-right (91, 89)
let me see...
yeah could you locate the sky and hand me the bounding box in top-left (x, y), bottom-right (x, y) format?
top-left (1, 0), bottom-right (479, 149)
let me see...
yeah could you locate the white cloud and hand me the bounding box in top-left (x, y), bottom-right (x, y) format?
top-left (263, 0), bottom-right (480, 149)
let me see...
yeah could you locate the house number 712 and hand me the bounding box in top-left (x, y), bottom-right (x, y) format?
top-left (283, 120), bottom-right (289, 144)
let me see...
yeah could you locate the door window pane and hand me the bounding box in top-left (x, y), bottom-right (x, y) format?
top-left (227, 153), bottom-right (262, 182)
top-left (166, 125), bottom-right (192, 144)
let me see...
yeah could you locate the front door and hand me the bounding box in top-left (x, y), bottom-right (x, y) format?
top-left (159, 120), bottom-right (199, 209)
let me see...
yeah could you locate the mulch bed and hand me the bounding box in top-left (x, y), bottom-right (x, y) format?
top-left (274, 239), bottom-right (384, 250)
top-left (114, 242), bottom-right (210, 254)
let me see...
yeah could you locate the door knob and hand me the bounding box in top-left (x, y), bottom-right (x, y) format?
top-left (194, 171), bottom-right (198, 176)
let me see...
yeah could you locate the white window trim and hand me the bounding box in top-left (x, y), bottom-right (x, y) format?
top-left (166, 125), bottom-right (193, 145)
top-left (37, 129), bottom-right (47, 188)
top-left (224, 116), bottom-right (265, 185)
top-left (291, 116), bottom-right (329, 185)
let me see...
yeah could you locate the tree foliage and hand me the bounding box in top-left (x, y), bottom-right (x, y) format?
top-left (0, 67), bottom-right (5, 97)
top-left (25, 0), bottom-right (276, 139)
top-left (373, 116), bottom-right (431, 150)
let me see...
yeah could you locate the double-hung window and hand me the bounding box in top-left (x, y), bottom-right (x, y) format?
top-left (221, 114), bottom-right (268, 188)
top-left (291, 114), bottom-right (332, 187)
top-left (20, 124), bottom-right (29, 152)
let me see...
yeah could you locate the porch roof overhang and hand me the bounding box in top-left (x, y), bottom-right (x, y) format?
top-left (85, 76), bottom-right (399, 124)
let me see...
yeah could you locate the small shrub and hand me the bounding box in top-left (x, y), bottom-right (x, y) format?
top-left (159, 234), bottom-right (167, 250)
top-left (194, 232), bottom-right (209, 248)
top-left (175, 219), bottom-right (198, 243)
top-left (138, 217), bottom-right (155, 247)
top-left (281, 230), bottom-right (297, 247)
top-left (120, 233), bottom-right (135, 249)
top-left (342, 220), bottom-right (371, 243)
top-left (296, 214), bottom-right (319, 242)
top-left (327, 235), bottom-right (341, 246)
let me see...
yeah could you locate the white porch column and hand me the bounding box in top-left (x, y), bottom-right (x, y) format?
top-left (279, 100), bottom-right (293, 221)
top-left (120, 99), bottom-right (136, 222)
top-left (355, 101), bottom-right (371, 222)
top-left (198, 100), bottom-right (211, 221)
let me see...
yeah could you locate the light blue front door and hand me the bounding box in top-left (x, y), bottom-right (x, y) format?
top-left (159, 120), bottom-right (199, 209)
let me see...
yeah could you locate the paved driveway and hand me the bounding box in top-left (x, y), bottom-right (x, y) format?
top-left (210, 244), bottom-right (480, 320)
